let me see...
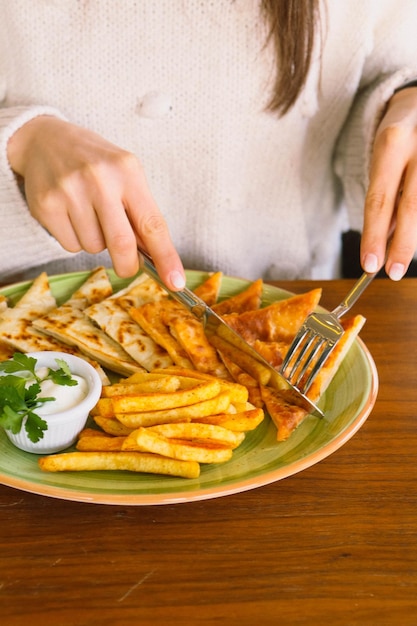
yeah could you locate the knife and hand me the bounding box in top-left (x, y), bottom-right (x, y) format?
top-left (138, 248), bottom-right (323, 417)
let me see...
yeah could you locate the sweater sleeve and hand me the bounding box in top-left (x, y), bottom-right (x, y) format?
top-left (0, 104), bottom-right (81, 279)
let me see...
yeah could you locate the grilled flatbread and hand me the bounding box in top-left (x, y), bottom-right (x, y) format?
top-left (86, 296), bottom-right (173, 372)
top-left (33, 306), bottom-right (143, 376)
top-left (261, 386), bottom-right (309, 442)
top-left (260, 314), bottom-right (366, 440)
top-left (0, 271), bottom-right (61, 352)
top-left (115, 273), bottom-right (168, 310)
top-left (0, 272), bottom-right (110, 383)
top-left (161, 300), bottom-right (229, 378)
top-left (62, 266), bottom-right (113, 310)
top-left (223, 288), bottom-right (322, 344)
top-left (212, 278), bottom-right (263, 316)
top-left (193, 272), bottom-right (223, 306)
top-left (128, 300), bottom-right (194, 368)
top-left (31, 269), bottom-right (143, 376)
top-left (306, 314), bottom-right (366, 402)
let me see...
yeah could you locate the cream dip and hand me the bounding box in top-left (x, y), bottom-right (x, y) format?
top-left (30, 367), bottom-right (88, 415)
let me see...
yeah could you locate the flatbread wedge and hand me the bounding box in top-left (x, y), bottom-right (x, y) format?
top-left (160, 300), bottom-right (230, 378)
top-left (0, 271), bottom-right (110, 382)
top-left (223, 288), bottom-right (322, 344)
top-left (212, 278), bottom-right (263, 315)
top-left (33, 306), bottom-right (143, 376)
top-left (261, 314), bottom-right (366, 440)
top-left (260, 386), bottom-right (309, 442)
top-left (62, 266), bottom-right (113, 309)
top-left (87, 297), bottom-right (172, 371)
top-left (193, 272), bottom-right (223, 306)
top-left (115, 273), bottom-right (168, 310)
top-left (128, 300), bottom-right (194, 368)
top-left (305, 314), bottom-right (366, 402)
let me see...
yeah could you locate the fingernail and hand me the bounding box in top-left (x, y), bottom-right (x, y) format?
top-left (388, 263), bottom-right (405, 281)
top-left (363, 253), bottom-right (378, 273)
top-left (169, 270), bottom-right (186, 290)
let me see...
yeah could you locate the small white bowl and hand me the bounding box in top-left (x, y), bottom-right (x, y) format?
top-left (4, 351), bottom-right (102, 454)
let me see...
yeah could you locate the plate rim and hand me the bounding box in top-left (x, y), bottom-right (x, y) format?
top-left (0, 270), bottom-right (379, 505)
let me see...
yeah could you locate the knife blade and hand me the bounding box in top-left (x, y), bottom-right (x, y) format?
top-left (138, 248), bottom-right (323, 417)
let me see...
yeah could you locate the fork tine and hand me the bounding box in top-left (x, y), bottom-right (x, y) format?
top-left (300, 340), bottom-right (336, 393)
top-left (280, 325), bottom-right (309, 373)
top-left (283, 332), bottom-right (327, 387)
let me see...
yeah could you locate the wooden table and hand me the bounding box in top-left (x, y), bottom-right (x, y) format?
top-left (1, 278), bottom-right (416, 626)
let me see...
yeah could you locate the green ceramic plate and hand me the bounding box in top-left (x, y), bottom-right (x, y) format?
top-left (0, 270), bottom-right (378, 505)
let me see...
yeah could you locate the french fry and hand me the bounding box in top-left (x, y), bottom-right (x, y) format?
top-left (114, 391), bottom-right (231, 428)
top-left (76, 435), bottom-right (126, 451)
top-left (192, 407), bottom-right (265, 431)
top-left (122, 428), bottom-right (233, 464)
top-left (78, 427), bottom-right (110, 439)
top-left (153, 366), bottom-right (249, 403)
top-left (123, 371), bottom-right (176, 383)
top-left (148, 422), bottom-right (245, 448)
top-left (103, 380), bottom-right (222, 414)
top-left (100, 376), bottom-right (181, 397)
top-left (38, 451), bottom-right (200, 479)
top-left (93, 415), bottom-right (134, 437)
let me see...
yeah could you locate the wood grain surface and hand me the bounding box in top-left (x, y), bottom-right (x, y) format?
top-left (0, 278), bottom-right (416, 626)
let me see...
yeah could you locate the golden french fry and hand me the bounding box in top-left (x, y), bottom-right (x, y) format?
top-left (38, 451), bottom-right (200, 479)
top-left (101, 376), bottom-right (181, 397)
top-left (153, 367), bottom-right (249, 403)
top-left (76, 436), bottom-right (126, 451)
top-left (93, 415), bottom-right (134, 437)
top-left (192, 407), bottom-right (265, 431)
top-left (107, 380), bottom-right (222, 413)
top-left (123, 371), bottom-right (176, 383)
top-left (122, 428), bottom-right (233, 464)
top-left (115, 391), bottom-right (231, 428)
top-left (92, 398), bottom-right (114, 417)
top-left (78, 427), bottom-right (110, 439)
top-left (148, 422), bottom-right (245, 448)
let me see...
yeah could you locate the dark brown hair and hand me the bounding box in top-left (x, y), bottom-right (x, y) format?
top-left (262, 0), bottom-right (320, 114)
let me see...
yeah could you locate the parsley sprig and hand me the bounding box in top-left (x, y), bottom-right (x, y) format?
top-left (0, 353), bottom-right (79, 443)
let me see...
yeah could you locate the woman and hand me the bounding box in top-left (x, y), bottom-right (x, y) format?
top-left (1, 0), bottom-right (417, 289)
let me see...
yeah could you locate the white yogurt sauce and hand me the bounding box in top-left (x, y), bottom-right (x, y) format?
top-left (32, 371), bottom-right (88, 415)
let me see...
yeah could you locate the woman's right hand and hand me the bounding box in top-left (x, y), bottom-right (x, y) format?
top-left (6, 116), bottom-right (186, 290)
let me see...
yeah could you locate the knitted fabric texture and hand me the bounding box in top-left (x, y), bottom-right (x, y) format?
top-left (0, 0), bottom-right (416, 281)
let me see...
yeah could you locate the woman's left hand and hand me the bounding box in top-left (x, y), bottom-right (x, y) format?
top-left (361, 87), bottom-right (417, 280)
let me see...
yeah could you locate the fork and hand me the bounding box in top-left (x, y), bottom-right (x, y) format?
top-left (280, 271), bottom-right (376, 395)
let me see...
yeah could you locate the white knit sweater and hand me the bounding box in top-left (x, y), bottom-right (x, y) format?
top-left (0, 0), bottom-right (416, 282)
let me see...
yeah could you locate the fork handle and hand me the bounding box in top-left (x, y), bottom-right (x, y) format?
top-left (332, 271), bottom-right (376, 319)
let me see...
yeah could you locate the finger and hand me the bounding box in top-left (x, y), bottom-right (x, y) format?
top-left (29, 193), bottom-right (83, 253)
top-left (361, 128), bottom-right (408, 274)
top-left (95, 199), bottom-right (140, 278)
top-left (384, 169), bottom-right (417, 280)
top-left (124, 171), bottom-right (186, 291)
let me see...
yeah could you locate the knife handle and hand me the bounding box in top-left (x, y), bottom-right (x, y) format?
top-left (138, 248), bottom-right (207, 321)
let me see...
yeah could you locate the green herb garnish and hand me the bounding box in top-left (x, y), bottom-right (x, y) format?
top-left (0, 353), bottom-right (79, 443)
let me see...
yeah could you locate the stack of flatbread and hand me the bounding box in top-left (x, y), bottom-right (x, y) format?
top-left (0, 267), bottom-right (365, 441)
